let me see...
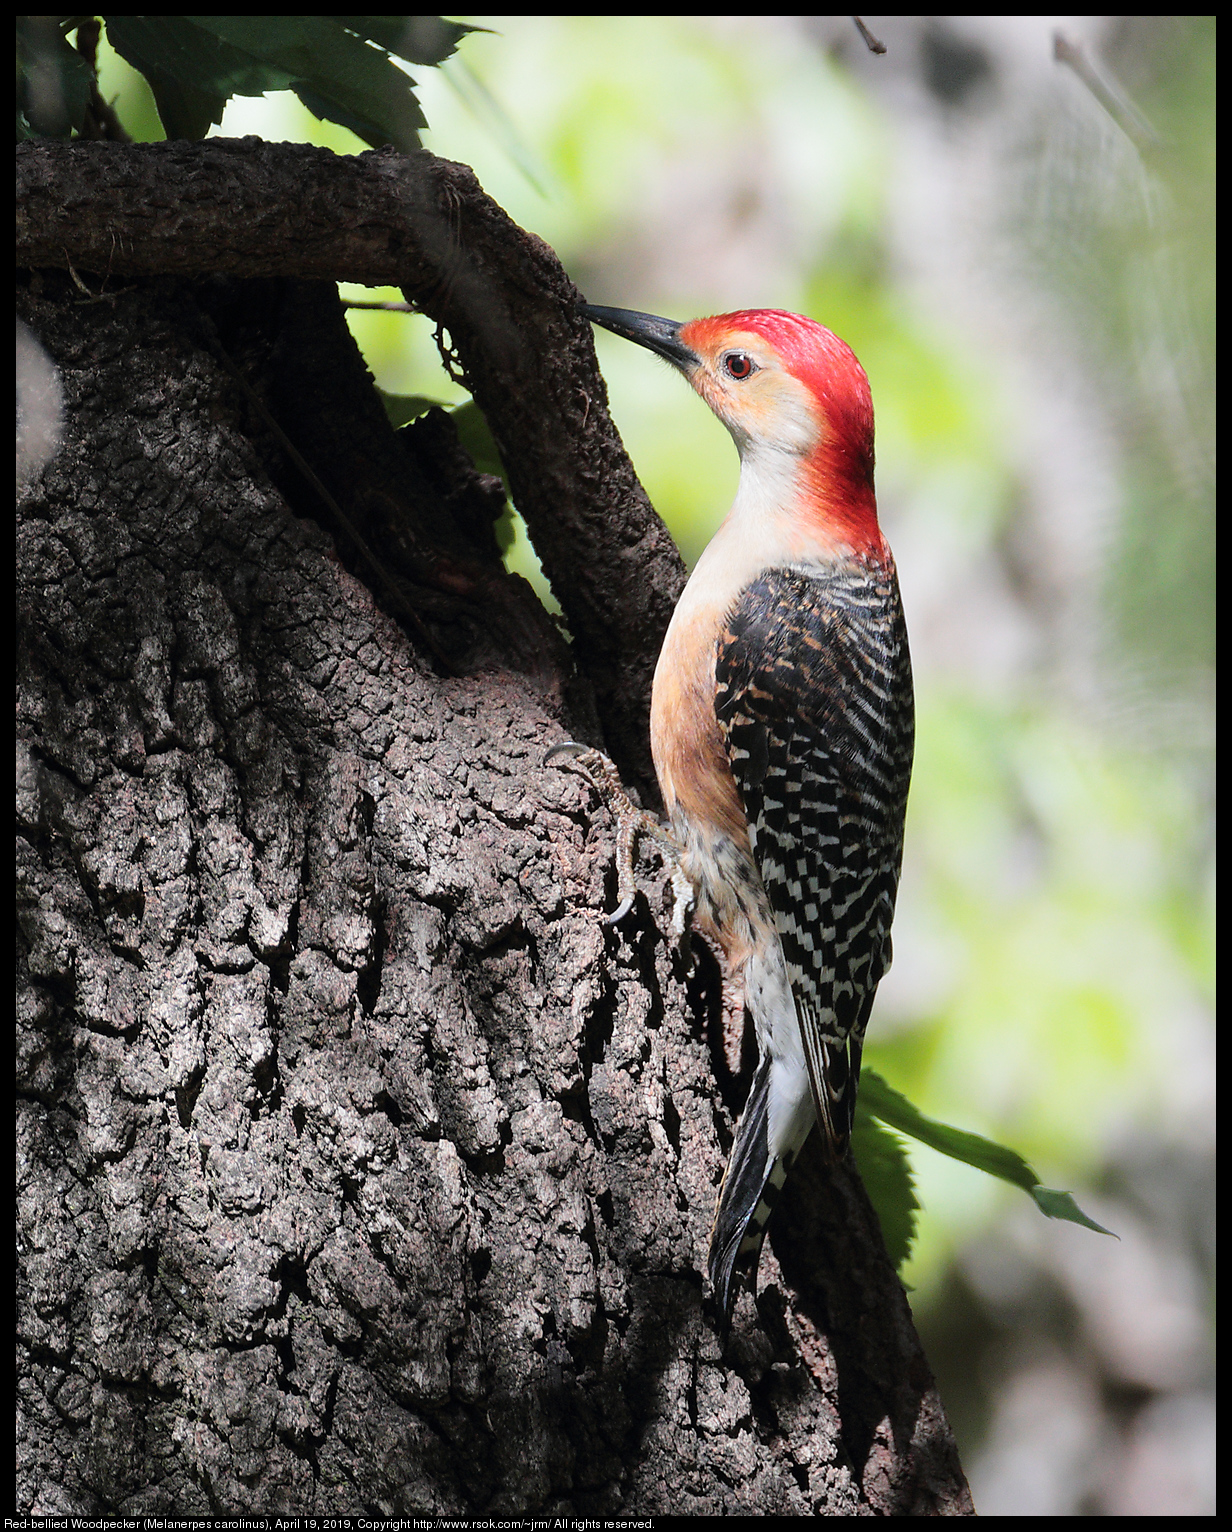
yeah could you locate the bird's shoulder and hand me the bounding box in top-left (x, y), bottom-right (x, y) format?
top-left (714, 559), bottom-right (909, 731)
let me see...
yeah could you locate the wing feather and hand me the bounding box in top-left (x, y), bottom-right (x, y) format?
top-left (714, 561), bottom-right (913, 1157)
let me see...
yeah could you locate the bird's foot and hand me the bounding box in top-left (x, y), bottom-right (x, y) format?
top-left (546, 741), bottom-right (694, 937)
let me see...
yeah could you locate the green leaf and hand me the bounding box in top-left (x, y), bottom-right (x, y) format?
top-left (376, 392), bottom-right (448, 430)
top-left (190, 17), bottom-right (425, 147)
top-left (101, 15), bottom-right (479, 146)
top-left (449, 399), bottom-right (507, 483)
top-left (290, 84), bottom-right (396, 150)
top-left (103, 16), bottom-right (262, 138)
top-left (1029, 1186), bottom-right (1117, 1236)
top-left (104, 16), bottom-right (292, 103)
top-left (851, 1110), bottom-right (919, 1270)
top-left (323, 16), bottom-right (480, 67)
top-left (145, 70), bottom-right (231, 143)
top-left (860, 1067), bottom-right (1116, 1237)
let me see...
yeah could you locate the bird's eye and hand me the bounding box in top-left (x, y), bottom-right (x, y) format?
top-left (722, 350), bottom-right (757, 380)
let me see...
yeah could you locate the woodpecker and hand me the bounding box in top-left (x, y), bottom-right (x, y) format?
top-left (575, 302), bottom-right (914, 1327)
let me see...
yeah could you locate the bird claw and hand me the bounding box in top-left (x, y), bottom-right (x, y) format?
top-left (547, 740), bottom-right (694, 938)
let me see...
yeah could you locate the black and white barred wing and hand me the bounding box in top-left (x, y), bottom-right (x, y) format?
top-left (714, 563), bottom-right (914, 1157)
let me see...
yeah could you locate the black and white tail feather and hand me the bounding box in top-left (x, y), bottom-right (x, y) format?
top-left (707, 1022), bottom-right (866, 1329)
top-left (709, 1055), bottom-right (800, 1325)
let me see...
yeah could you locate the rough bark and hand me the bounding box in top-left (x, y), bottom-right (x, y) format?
top-left (16, 138), bottom-right (973, 1516)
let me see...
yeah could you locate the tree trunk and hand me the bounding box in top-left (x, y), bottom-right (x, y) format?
top-left (16, 139), bottom-right (973, 1516)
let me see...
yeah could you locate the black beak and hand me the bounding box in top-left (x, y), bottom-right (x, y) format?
top-left (582, 303), bottom-right (699, 373)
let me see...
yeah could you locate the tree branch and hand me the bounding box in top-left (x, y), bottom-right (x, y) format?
top-left (16, 136), bottom-right (684, 796)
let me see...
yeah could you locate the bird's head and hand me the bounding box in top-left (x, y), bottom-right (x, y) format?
top-left (585, 303), bottom-right (880, 554)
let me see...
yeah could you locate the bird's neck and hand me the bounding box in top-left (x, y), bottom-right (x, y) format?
top-left (731, 438), bottom-right (885, 567)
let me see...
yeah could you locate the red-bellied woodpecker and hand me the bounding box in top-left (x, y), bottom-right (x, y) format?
top-left (567, 303), bottom-right (914, 1328)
